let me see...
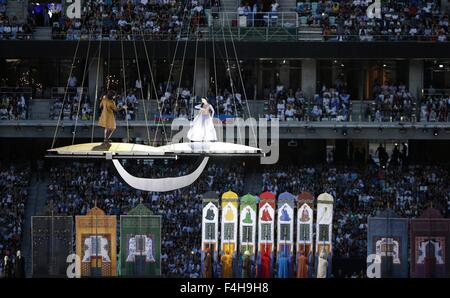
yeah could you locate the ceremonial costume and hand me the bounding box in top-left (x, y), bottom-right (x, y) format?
top-left (317, 251), bottom-right (328, 278)
top-left (14, 251), bottom-right (25, 278)
top-left (277, 251), bottom-right (290, 278)
top-left (296, 253), bottom-right (309, 278)
top-left (260, 250), bottom-right (271, 278)
top-left (187, 98), bottom-right (217, 142)
top-left (242, 251), bottom-right (252, 278)
top-left (98, 96), bottom-right (119, 130)
top-left (221, 250), bottom-right (233, 278)
top-left (204, 250), bottom-right (213, 278)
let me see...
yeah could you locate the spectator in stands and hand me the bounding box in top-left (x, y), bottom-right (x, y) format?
top-left (0, 94), bottom-right (28, 120)
top-left (0, 163), bottom-right (30, 276)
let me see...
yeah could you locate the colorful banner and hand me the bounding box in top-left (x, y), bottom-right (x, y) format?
top-left (410, 207), bottom-right (450, 278)
top-left (239, 194), bottom-right (257, 278)
top-left (31, 216), bottom-right (73, 277)
top-left (276, 192), bottom-right (295, 278)
top-left (296, 192), bottom-right (314, 278)
top-left (75, 207), bottom-right (117, 277)
top-left (315, 193), bottom-right (334, 278)
top-left (220, 190), bottom-right (239, 278)
top-left (367, 208), bottom-right (409, 278)
top-left (257, 191), bottom-right (276, 278)
top-left (201, 191), bottom-right (220, 278)
top-left (119, 203), bottom-right (161, 277)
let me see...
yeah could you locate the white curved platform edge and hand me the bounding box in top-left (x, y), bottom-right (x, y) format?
top-left (112, 157), bottom-right (209, 192)
top-left (48, 142), bottom-right (163, 156)
top-left (159, 142), bottom-right (261, 154)
top-left (47, 142), bottom-right (261, 156)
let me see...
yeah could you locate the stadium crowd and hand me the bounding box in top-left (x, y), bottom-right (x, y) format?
top-left (369, 81), bottom-right (415, 122)
top-left (0, 0), bottom-right (33, 40)
top-left (1, 152), bottom-right (450, 277)
top-left (156, 82), bottom-right (246, 119)
top-left (45, 160), bottom-right (244, 277)
top-left (0, 163), bottom-right (30, 278)
top-left (264, 83), bottom-right (350, 121)
top-left (261, 160), bottom-right (450, 260)
top-left (0, 94), bottom-right (28, 120)
top-left (418, 88), bottom-right (450, 122)
top-left (294, 0), bottom-right (449, 42)
top-left (49, 0), bottom-right (211, 40)
top-left (50, 92), bottom-right (93, 121)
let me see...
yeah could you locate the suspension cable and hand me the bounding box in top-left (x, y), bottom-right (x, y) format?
top-left (127, 8), bottom-right (151, 145)
top-left (227, 16), bottom-right (258, 143)
top-left (191, 28), bottom-right (200, 120)
top-left (72, 38), bottom-right (92, 145)
top-left (170, 9), bottom-right (193, 140)
top-left (211, 23), bottom-right (220, 123)
top-left (90, 33), bottom-right (103, 143)
top-left (120, 30), bottom-right (130, 143)
top-left (156, 1), bottom-right (193, 143)
top-left (221, 13), bottom-right (243, 144)
top-left (51, 1), bottom-right (95, 148)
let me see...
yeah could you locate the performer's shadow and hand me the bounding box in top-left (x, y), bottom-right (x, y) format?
top-left (92, 143), bottom-right (112, 151)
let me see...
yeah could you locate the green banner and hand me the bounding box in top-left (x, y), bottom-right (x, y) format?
top-left (120, 203), bottom-right (161, 277)
top-left (239, 194), bottom-right (257, 255)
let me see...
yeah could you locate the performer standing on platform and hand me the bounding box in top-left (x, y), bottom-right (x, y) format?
top-left (187, 97), bottom-right (217, 142)
top-left (98, 90), bottom-right (127, 144)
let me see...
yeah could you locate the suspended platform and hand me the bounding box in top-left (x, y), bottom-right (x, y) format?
top-left (46, 142), bottom-right (263, 191)
top-left (46, 142), bottom-right (264, 160)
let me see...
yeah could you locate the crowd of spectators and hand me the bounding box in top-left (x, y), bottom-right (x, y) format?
top-left (264, 82), bottom-right (350, 121)
top-left (261, 161), bottom-right (450, 262)
top-left (419, 87), bottom-right (450, 122)
top-left (0, 94), bottom-right (28, 120)
top-left (45, 160), bottom-right (244, 277)
top-left (294, 0), bottom-right (449, 42)
top-left (50, 92), bottom-right (93, 121)
top-left (0, 0), bottom-right (33, 40)
top-left (368, 81), bottom-right (415, 122)
top-left (0, 163), bottom-right (30, 277)
top-left (156, 80), bottom-right (245, 119)
top-left (50, 0), bottom-right (211, 41)
top-left (2, 151), bottom-right (450, 277)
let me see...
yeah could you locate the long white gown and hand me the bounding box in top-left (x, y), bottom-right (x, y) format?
top-left (187, 103), bottom-right (217, 142)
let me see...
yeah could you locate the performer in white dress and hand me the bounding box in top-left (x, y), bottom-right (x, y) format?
top-left (187, 97), bottom-right (217, 142)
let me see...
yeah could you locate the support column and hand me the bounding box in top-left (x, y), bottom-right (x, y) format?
top-left (408, 59), bottom-right (424, 100)
top-left (358, 61), bottom-right (368, 100)
top-left (88, 58), bottom-right (104, 102)
top-left (256, 60), bottom-right (263, 99)
top-left (194, 58), bottom-right (210, 97)
top-left (301, 59), bottom-right (317, 99)
top-left (279, 60), bottom-right (290, 88)
top-left (331, 63), bottom-right (339, 87)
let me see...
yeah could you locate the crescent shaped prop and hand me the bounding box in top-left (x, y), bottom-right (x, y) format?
top-left (111, 157), bottom-right (209, 192)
